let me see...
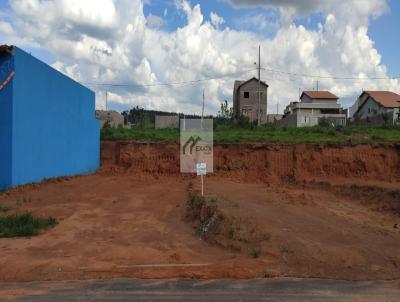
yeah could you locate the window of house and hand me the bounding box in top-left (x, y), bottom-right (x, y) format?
top-left (244, 92), bottom-right (250, 98)
top-left (368, 108), bottom-right (371, 114)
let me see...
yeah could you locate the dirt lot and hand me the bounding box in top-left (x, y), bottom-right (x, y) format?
top-left (0, 170), bottom-right (399, 282)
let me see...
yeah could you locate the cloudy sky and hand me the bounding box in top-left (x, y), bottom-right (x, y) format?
top-left (1, 0), bottom-right (400, 115)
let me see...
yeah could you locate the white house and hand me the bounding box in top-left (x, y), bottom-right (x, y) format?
top-left (352, 91), bottom-right (400, 125)
top-left (96, 110), bottom-right (124, 128)
top-left (277, 91), bottom-right (346, 128)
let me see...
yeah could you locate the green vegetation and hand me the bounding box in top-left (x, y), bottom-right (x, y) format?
top-left (101, 126), bottom-right (179, 141)
top-left (101, 125), bottom-right (400, 144)
top-left (0, 205), bottom-right (10, 212)
top-left (0, 213), bottom-right (58, 238)
top-left (186, 194), bottom-right (218, 220)
top-left (250, 247), bottom-right (261, 258)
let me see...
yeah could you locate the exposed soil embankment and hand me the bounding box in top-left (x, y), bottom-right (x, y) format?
top-left (101, 141), bottom-right (400, 183)
top-left (1, 144), bottom-right (400, 281)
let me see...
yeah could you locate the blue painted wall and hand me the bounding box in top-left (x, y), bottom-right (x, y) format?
top-left (0, 51), bottom-right (13, 189)
top-left (0, 46), bottom-right (99, 189)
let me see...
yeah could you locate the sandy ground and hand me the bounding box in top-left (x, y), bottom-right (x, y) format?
top-left (0, 174), bottom-right (399, 283)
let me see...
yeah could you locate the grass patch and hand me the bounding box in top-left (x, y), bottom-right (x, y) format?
top-left (0, 213), bottom-right (58, 238)
top-left (101, 125), bottom-right (400, 144)
top-left (101, 127), bottom-right (178, 142)
top-left (0, 205), bottom-right (10, 212)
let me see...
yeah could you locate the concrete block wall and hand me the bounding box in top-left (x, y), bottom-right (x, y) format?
top-left (155, 115), bottom-right (179, 129)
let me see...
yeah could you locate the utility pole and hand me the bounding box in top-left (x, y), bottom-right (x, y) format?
top-left (276, 102), bottom-right (279, 115)
top-left (316, 80), bottom-right (319, 91)
top-left (105, 91), bottom-right (110, 125)
top-left (258, 45), bottom-right (261, 126)
top-left (201, 88), bottom-right (205, 129)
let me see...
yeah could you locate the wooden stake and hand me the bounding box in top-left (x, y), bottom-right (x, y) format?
top-left (201, 175), bottom-right (204, 196)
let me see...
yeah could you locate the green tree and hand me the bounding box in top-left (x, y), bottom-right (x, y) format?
top-left (218, 100), bottom-right (233, 119)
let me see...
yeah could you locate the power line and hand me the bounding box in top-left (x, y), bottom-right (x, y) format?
top-left (83, 68), bottom-right (258, 88)
top-left (82, 66), bottom-right (400, 91)
top-left (261, 67), bottom-right (400, 81)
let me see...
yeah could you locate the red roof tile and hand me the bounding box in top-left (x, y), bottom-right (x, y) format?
top-left (364, 91), bottom-right (400, 108)
top-left (301, 91), bottom-right (339, 100)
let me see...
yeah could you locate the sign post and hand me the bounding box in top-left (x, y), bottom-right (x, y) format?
top-left (196, 163), bottom-right (207, 196)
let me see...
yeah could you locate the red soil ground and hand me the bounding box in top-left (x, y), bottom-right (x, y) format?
top-left (0, 142), bottom-right (399, 282)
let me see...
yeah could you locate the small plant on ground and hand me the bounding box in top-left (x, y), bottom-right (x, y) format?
top-left (262, 233), bottom-right (271, 241)
top-left (0, 212), bottom-right (58, 238)
top-left (280, 244), bottom-right (292, 254)
top-left (250, 247), bottom-right (261, 258)
top-left (229, 222), bottom-right (241, 238)
top-left (186, 194), bottom-right (206, 219)
top-left (0, 205), bottom-right (10, 212)
top-left (187, 193), bottom-right (222, 238)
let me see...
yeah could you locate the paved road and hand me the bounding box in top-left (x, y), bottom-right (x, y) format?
top-left (1, 278), bottom-right (400, 301)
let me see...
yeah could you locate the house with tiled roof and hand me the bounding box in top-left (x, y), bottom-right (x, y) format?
top-left (277, 90), bottom-right (346, 128)
top-left (352, 91), bottom-right (400, 125)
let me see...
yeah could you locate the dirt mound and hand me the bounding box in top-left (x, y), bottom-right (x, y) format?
top-left (101, 141), bottom-right (400, 183)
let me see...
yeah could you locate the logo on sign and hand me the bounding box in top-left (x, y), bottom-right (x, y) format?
top-left (180, 119), bottom-right (213, 173)
top-left (182, 136), bottom-right (202, 155)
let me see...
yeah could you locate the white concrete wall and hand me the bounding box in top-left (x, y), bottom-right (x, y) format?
top-left (277, 109), bottom-right (346, 128)
top-left (155, 115), bottom-right (179, 129)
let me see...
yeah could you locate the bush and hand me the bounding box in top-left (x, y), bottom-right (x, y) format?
top-left (187, 194), bottom-right (206, 220)
top-left (250, 247), bottom-right (261, 258)
top-left (318, 117), bottom-right (330, 127)
top-left (0, 213), bottom-right (58, 238)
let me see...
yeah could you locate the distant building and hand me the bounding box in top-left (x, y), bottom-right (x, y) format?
top-left (233, 77), bottom-right (269, 123)
top-left (0, 45), bottom-right (99, 190)
top-left (351, 91), bottom-right (400, 125)
top-left (96, 110), bottom-right (124, 128)
top-left (277, 91), bottom-right (346, 128)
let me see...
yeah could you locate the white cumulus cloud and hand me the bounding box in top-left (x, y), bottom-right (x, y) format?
top-left (1, 0), bottom-right (398, 115)
top-left (210, 12), bottom-right (225, 28)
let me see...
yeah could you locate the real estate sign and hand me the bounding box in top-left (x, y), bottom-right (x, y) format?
top-left (180, 119), bottom-right (213, 173)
